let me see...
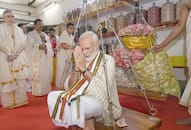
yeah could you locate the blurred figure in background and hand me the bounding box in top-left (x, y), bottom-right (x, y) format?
top-left (56, 23), bottom-right (75, 90)
top-left (0, 9), bottom-right (29, 108)
top-left (26, 19), bottom-right (53, 96)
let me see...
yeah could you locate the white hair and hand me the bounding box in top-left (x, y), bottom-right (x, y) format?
top-left (3, 9), bottom-right (12, 17)
top-left (79, 31), bottom-right (98, 43)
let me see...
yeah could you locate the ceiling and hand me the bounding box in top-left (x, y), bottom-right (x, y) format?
top-left (0, 0), bottom-right (47, 7)
top-left (0, 0), bottom-right (57, 23)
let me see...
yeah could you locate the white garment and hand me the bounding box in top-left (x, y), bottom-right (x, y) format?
top-left (48, 52), bottom-right (122, 128)
top-left (186, 13), bottom-right (191, 77)
top-left (180, 11), bottom-right (191, 107)
top-left (48, 91), bottom-right (103, 128)
top-left (85, 55), bottom-right (122, 126)
top-left (56, 30), bottom-right (74, 89)
top-left (0, 23), bottom-right (29, 108)
top-left (26, 30), bottom-right (53, 96)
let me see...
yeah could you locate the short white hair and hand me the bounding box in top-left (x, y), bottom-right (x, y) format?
top-left (3, 9), bottom-right (12, 17)
top-left (79, 31), bottom-right (98, 43)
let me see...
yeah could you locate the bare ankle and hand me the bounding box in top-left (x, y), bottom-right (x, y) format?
top-left (83, 119), bottom-right (95, 130)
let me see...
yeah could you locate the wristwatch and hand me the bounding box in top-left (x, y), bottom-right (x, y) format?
top-left (82, 69), bottom-right (88, 77)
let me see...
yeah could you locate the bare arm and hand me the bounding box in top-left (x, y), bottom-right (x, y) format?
top-left (68, 67), bottom-right (80, 88)
top-left (154, 4), bottom-right (190, 52)
top-left (68, 68), bottom-right (93, 87)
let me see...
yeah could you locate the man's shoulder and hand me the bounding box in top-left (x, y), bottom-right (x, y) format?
top-left (60, 30), bottom-right (68, 37)
top-left (41, 31), bottom-right (49, 39)
top-left (104, 54), bottom-right (112, 58)
top-left (27, 30), bottom-right (35, 35)
top-left (42, 31), bottom-right (48, 36)
top-left (104, 54), bottom-right (114, 63)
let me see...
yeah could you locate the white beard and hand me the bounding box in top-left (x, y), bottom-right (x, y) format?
top-left (86, 50), bottom-right (99, 67)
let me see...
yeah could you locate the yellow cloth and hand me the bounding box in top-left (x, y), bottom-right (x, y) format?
top-left (122, 36), bottom-right (155, 49)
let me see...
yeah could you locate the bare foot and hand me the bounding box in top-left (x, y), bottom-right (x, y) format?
top-left (188, 107), bottom-right (191, 115)
top-left (116, 118), bottom-right (128, 128)
top-left (83, 119), bottom-right (95, 130)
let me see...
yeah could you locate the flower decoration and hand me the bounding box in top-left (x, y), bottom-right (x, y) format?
top-left (111, 48), bottom-right (145, 70)
top-left (118, 23), bottom-right (156, 37)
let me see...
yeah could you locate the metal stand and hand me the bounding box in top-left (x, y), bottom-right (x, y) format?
top-left (97, 0), bottom-right (158, 123)
top-left (70, 1), bottom-right (159, 130)
top-left (107, 17), bottom-right (158, 121)
top-left (133, 1), bottom-right (165, 97)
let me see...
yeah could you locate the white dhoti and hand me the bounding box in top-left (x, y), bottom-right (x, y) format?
top-left (180, 79), bottom-right (191, 107)
top-left (26, 30), bottom-right (53, 96)
top-left (47, 91), bottom-right (103, 128)
top-left (179, 12), bottom-right (191, 107)
top-left (0, 86), bottom-right (28, 108)
top-left (0, 23), bottom-right (29, 108)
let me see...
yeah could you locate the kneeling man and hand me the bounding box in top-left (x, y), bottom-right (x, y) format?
top-left (47, 31), bottom-right (122, 130)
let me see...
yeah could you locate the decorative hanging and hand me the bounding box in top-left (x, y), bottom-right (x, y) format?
top-left (112, 0), bottom-right (180, 98)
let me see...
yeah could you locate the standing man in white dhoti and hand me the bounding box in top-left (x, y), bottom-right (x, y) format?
top-left (48, 31), bottom-right (122, 130)
top-left (26, 19), bottom-right (53, 96)
top-left (56, 23), bottom-right (75, 90)
top-left (0, 10), bottom-right (29, 108)
top-left (154, 0), bottom-right (191, 114)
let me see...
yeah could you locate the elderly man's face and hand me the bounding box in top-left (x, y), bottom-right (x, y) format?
top-left (79, 35), bottom-right (99, 58)
top-left (4, 12), bottom-right (15, 25)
